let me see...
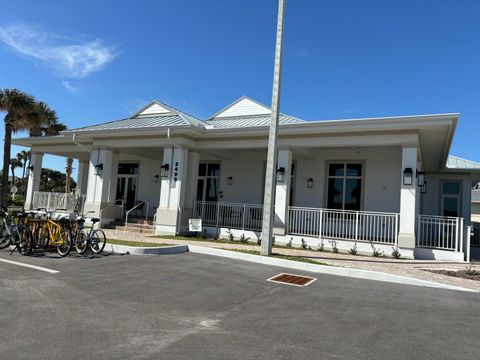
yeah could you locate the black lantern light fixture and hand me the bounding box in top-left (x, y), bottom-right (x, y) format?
top-left (307, 178), bottom-right (314, 188)
top-left (421, 182), bottom-right (427, 194)
top-left (276, 167), bottom-right (285, 183)
top-left (94, 163), bottom-right (103, 176)
top-left (227, 176), bottom-right (233, 186)
top-left (160, 164), bottom-right (170, 178)
top-left (403, 167), bottom-right (413, 185)
top-left (417, 170), bottom-right (425, 187)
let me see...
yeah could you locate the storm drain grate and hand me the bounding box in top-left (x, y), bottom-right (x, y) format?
top-left (267, 273), bottom-right (317, 287)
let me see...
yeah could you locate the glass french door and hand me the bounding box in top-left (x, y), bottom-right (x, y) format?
top-left (116, 175), bottom-right (138, 210)
top-left (196, 163), bottom-right (220, 202)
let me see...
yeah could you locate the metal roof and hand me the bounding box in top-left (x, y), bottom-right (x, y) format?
top-left (472, 189), bottom-right (480, 203)
top-left (446, 155), bottom-right (480, 169)
top-left (205, 114), bottom-right (304, 129)
top-left (64, 100), bottom-right (204, 133)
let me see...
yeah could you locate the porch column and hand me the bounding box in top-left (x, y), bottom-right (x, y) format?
top-left (398, 146), bottom-right (417, 257)
top-left (84, 148), bottom-right (118, 221)
top-left (24, 151), bottom-right (43, 210)
top-left (76, 160), bottom-right (89, 196)
top-left (273, 149), bottom-right (292, 235)
top-left (155, 147), bottom-right (189, 235)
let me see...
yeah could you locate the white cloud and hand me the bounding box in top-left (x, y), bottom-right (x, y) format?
top-left (0, 23), bottom-right (117, 78)
top-left (62, 81), bottom-right (79, 93)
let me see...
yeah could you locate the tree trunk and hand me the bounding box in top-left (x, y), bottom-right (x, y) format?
top-left (21, 160), bottom-right (26, 195)
top-left (1, 119), bottom-right (13, 205)
top-left (65, 157), bottom-right (73, 193)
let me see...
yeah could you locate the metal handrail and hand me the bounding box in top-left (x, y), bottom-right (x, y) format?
top-left (125, 201), bottom-right (149, 229)
top-left (99, 199), bottom-right (124, 226)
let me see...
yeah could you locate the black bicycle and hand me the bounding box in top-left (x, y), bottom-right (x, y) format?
top-left (0, 207), bottom-right (34, 255)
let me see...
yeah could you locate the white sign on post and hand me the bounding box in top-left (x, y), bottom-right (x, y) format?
top-left (10, 186), bottom-right (18, 200)
top-left (189, 219), bottom-right (202, 232)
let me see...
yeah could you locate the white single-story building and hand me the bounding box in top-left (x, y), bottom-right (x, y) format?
top-left (13, 96), bottom-right (480, 261)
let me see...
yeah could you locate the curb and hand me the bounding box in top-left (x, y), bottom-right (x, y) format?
top-left (187, 245), bottom-right (477, 293)
top-left (103, 243), bottom-right (189, 255)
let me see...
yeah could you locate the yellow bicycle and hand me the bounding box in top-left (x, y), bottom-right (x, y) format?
top-left (33, 209), bottom-right (72, 257)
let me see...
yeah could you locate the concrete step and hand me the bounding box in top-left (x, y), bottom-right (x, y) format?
top-left (104, 225), bottom-right (154, 234)
top-left (112, 221), bottom-right (153, 229)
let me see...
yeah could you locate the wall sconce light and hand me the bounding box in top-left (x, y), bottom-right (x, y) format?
top-left (276, 167), bottom-right (285, 183)
top-left (403, 167), bottom-right (413, 186)
top-left (26, 165), bottom-right (34, 176)
top-left (160, 164), bottom-right (170, 178)
top-left (227, 176), bottom-right (233, 186)
top-left (94, 163), bottom-right (103, 176)
top-left (307, 178), bottom-right (314, 188)
top-left (421, 182), bottom-right (427, 194)
top-left (417, 170), bottom-right (425, 187)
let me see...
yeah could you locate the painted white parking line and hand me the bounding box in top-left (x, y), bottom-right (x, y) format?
top-left (0, 258), bottom-right (59, 274)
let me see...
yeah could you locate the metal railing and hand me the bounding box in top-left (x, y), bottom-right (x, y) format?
top-left (32, 191), bottom-right (81, 213)
top-left (471, 221), bottom-right (480, 247)
top-left (193, 201), bottom-right (263, 232)
top-left (125, 201), bottom-right (149, 229)
top-left (99, 199), bottom-right (124, 225)
top-left (288, 206), bottom-right (399, 244)
top-left (417, 215), bottom-right (463, 252)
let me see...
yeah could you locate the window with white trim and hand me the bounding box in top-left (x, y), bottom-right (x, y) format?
top-left (327, 163), bottom-right (362, 210)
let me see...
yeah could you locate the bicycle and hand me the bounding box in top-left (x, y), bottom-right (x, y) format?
top-left (33, 208), bottom-right (72, 257)
top-left (74, 213), bottom-right (106, 255)
top-left (0, 207), bottom-right (34, 255)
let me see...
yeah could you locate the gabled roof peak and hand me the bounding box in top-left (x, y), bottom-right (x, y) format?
top-left (210, 96), bottom-right (272, 120)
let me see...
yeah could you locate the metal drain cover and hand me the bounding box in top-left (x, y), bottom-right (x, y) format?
top-left (267, 273), bottom-right (316, 287)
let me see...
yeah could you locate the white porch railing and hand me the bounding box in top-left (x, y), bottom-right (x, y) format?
top-left (471, 221), bottom-right (480, 247)
top-left (417, 215), bottom-right (463, 251)
top-left (193, 201), bottom-right (263, 232)
top-left (32, 191), bottom-right (82, 213)
top-left (288, 207), bottom-right (399, 244)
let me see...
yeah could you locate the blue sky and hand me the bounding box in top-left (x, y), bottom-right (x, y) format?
top-left (1, 0), bottom-right (479, 177)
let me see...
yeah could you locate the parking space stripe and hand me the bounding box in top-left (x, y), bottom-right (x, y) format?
top-left (0, 258), bottom-right (59, 274)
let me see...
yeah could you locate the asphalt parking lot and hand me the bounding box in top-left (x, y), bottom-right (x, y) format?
top-left (0, 250), bottom-right (479, 360)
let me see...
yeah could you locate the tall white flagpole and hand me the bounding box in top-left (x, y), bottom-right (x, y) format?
top-left (261, 0), bottom-right (286, 255)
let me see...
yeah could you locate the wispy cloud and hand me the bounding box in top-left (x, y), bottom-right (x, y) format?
top-left (61, 81), bottom-right (79, 93)
top-left (0, 23), bottom-right (117, 79)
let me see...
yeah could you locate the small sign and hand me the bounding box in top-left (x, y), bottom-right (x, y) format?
top-left (189, 219), bottom-right (202, 232)
top-left (10, 186), bottom-right (18, 194)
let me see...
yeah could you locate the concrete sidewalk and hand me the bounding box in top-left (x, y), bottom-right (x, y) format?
top-left (103, 229), bottom-right (480, 291)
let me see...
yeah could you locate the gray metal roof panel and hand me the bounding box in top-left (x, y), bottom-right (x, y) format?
top-left (446, 155), bottom-right (480, 169)
top-left (68, 114), bottom-right (192, 132)
top-left (472, 190), bottom-right (480, 202)
top-left (205, 114), bottom-right (304, 129)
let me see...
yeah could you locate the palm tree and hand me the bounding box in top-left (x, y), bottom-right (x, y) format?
top-left (42, 121), bottom-right (74, 194)
top-left (28, 101), bottom-right (59, 137)
top-left (9, 158), bottom-right (22, 187)
top-left (0, 89), bottom-right (36, 205)
top-left (18, 150), bottom-right (30, 195)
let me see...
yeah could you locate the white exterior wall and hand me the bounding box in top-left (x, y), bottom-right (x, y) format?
top-left (421, 173), bottom-right (471, 224)
top-left (294, 147), bottom-right (402, 212)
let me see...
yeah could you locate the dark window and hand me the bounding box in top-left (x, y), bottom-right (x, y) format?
top-left (327, 163), bottom-right (362, 210)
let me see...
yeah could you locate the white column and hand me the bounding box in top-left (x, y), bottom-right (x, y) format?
top-left (76, 160), bottom-right (89, 196)
top-left (273, 149), bottom-right (292, 235)
top-left (84, 148), bottom-right (118, 220)
top-left (156, 147), bottom-right (189, 235)
top-left (398, 146), bottom-right (417, 256)
top-left (24, 151), bottom-right (43, 210)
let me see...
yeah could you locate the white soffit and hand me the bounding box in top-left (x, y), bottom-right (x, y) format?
top-left (214, 97), bottom-right (270, 118)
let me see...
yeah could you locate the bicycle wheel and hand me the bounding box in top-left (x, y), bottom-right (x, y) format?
top-left (90, 229), bottom-right (106, 254)
top-left (17, 228), bottom-right (33, 256)
top-left (0, 226), bottom-right (12, 249)
top-left (75, 230), bottom-right (88, 255)
top-left (56, 230), bottom-right (72, 257)
top-left (34, 226), bottom-right (50, 250)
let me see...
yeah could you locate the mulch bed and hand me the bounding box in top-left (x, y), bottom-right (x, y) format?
top-left (424, 269), bottom-right (480, 281)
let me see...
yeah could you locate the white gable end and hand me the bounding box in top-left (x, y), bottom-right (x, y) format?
top-left (138, 103), bottom-right (171, 116)
top-left (215, 98), bottom-right (270, 118)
